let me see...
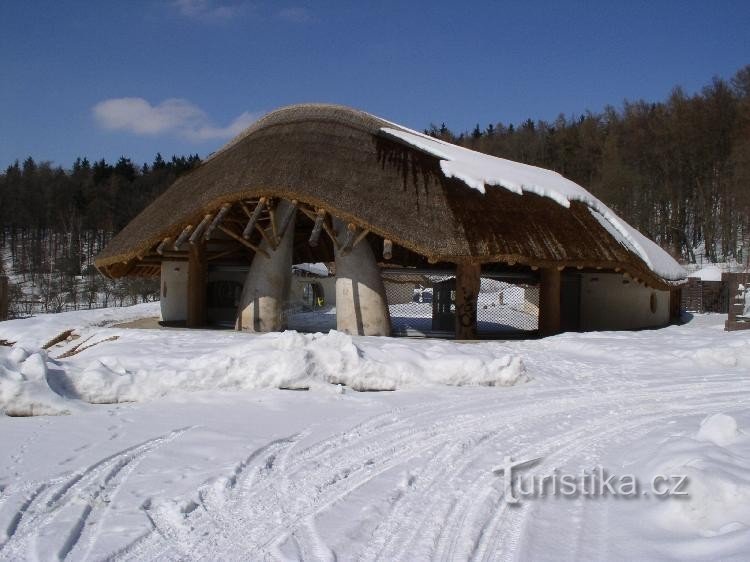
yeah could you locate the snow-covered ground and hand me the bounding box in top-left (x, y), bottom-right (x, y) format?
top-left (1, 306), bottom-right (750, 560)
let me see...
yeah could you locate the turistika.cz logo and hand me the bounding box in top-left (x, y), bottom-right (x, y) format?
top-left (492, 456), bottom-right (689, 504)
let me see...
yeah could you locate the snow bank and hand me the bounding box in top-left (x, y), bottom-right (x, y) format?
top-left (60, 330), bottom-right (526, 402)
top-left (0, 347), bottom-right (85, 416)
top-left (1, 306), bottom-right (528, 414)
top-left (636, 413), bottom-right (750, 557)
top-left (380, 126), bottom-right (686, 282)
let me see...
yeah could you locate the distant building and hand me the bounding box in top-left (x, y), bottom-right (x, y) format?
top-left (96, 104), bottom-right (686, 338)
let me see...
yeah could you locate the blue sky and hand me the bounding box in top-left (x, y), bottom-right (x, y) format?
top-left (1, 0), bottom-right (748, 169)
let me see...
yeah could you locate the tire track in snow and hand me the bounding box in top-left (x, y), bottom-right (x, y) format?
top-left (0, 427), bottom-right (191, 561)
top-left (49, 377), bottom-right (750, 561)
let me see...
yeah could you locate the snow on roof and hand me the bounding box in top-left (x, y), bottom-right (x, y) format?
top-left (690, 264), bottom-right (724, 282)
top-left (381, 126), bottom-right (687, 283)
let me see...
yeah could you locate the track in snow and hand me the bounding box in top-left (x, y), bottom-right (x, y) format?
top-left (0, 428), bottom-right (191, 562)
top-left (86, 375), bottom-right (750, 561)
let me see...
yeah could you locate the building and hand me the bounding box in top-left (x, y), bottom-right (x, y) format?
top-left (95, 104), bottom-right (686, 338)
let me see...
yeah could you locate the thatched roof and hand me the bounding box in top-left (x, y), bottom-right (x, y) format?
top-left (95, 103), bottom-right (686, 289)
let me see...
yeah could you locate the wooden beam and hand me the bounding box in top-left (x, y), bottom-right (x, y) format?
top-left (173, 225), bottom-right (193, 250)
top-left (156, 237), bottom-right (172, 255)
top-left (539, 267), bottom-right (561, 336)
top-left (340, 223), bottom-right (357, 254)
top-left (243, 198), bottom-right (266, 239)
top-left (207, 248), bottom-right (243, 261)
top-left (204, 204), bottom-right (232, 240)
top-left (455, 263), bottom-right (481, 340)
top-left (308, 208), bottom-right (326, 247)
top-left (255, 222), bottom-right (277, 250)
top-left (187, 241), bottom-right (207, 328)
top-left (300, 207), bottom-right (339, 249)
top-left (277, 199), bottom-right (297, 238)
top-left (352, 228), bottom-right (370, 249)
top-left (218, 225), bottom-right (270, 258)
top-left (189, 214), bottom-right (213, 244)
top-left (383, 239), bottom-right (393, 260)
top-left (321, 218), bottom-right (339, 248)
top-left (268, 199), bottom-right (279, 244)
top-left (238, 200), bottom-right (253, 218)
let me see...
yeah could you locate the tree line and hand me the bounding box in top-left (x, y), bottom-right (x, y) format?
top-left (0, 154), bottom-right (200, 315)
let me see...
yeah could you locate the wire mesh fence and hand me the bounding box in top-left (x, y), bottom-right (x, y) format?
top-left (283, 268), bottom-right (539, 338)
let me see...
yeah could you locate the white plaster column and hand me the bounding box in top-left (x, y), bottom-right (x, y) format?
top-left (236, 201), bottom-right (296, 332)
top-left (160, 260), bottom-right (189, 322)
top-left (334, 219), bottom-right (391, 336)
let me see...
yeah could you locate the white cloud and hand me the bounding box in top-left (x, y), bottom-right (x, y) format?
top-left (92, 97), bottom-right (258, 142)
top-left (172, 0), bottom-right (241, 19)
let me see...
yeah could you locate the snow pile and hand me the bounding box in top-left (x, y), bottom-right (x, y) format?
top-left (637, 413), bottom-right (750, 557)
top-left (0, 304), bottom-right (528, 414)
top-left (380, 126), bottom-right (686, 282)
top-left (0, 347), bottom-right (83, 416)
top-left (61, 330), bottom-right (526, 403)
top-left (696, 413), bottom-right (740, 446)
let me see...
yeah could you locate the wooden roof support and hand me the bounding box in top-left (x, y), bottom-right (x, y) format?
top-left (187, 242), bottom-right (207, 328)
top-left (189, 214), bottom-right (213, 244)
top-left (156, 237), bottom-right (172, 255)
top-left (308, 208), bottom-right (326, 247)
top-left (238, 200), bottom-right (253, 217)
top-left (218, 225), bottom-right (270, 258)
top-left (268, 199), bottom-right (279, 244)
top-left (173, 225), bottom-right (193, 250)
top-left (204, 203), bottom-right (232, 240)
top-left (277, 199), bottom-right (298, 238)
top-left (255, 222), bottom-right (277, 251)
top-left (243, 198), bottom-right (266, 239)
top-left (340, 223), bottom-right (357, 255)
top-left (207, 248), bottom-right (243, 261)
top-left (455, 263), bottom-right (481, 340)
top-left (383, 239), bottom-right (393, 260)
top-left (352, 228), bottom-right (370, 249)
top-left (300, 207), bottom-right (339, 249)
top-left (539, 267), bottom-right (562, 337)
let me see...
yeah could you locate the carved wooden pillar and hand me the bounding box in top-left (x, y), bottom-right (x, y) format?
top-left (455, 263), bottom-right (481, 340)
top-left (539, 267), bottom-right (561, 336)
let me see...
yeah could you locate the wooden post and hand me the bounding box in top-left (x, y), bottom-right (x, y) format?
top-left (0, 275), bottom-right (8, 321)
top-left (669, 288), bottom-right (681, 324)
top-left (455, 263), bottom-right (481, 340)
top-left (186, 242), bottom-right (207, 328)
top-left (539, 267), bottom-right (561, 336)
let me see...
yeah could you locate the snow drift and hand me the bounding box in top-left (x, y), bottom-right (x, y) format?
top-left (634, 413), bottom-right (750, 558)
top-left (0, 306), bottom-right (527, 416)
